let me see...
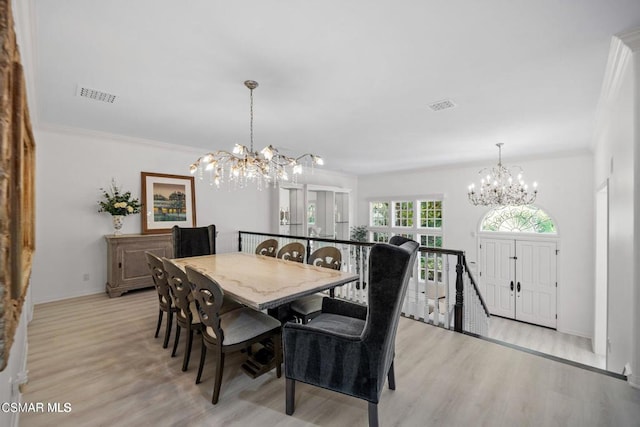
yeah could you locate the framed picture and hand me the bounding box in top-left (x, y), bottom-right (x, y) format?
top-left (0, 0), bottom-right (36, 371)
top-left (141, 172), bottom-right (196, 234)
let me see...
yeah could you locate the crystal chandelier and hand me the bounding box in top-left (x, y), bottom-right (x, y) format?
top-left (467, 143), bottom-right (538, 206)
top-left (190, 80), bottom-right (323, 189)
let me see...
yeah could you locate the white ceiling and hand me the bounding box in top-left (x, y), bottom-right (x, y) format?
top-left (30, 0), bottom-right (640, 175)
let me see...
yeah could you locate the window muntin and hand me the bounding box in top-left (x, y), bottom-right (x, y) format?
top-left (393, 201), bottom-right (414, 227)
top-left (370, 202), bottom-right (389, 227)
top-left (419, 200), bottom-right (442, 229)
top-left (369, 198), bottom-right (444, 283)
top-left (371, 232), bottom-right (390, 243)
top-left (481, 205), bottom-right (556, 234)
top-left (419, 234), bottom-right (443, 281)
top-left (420, 234), bottom-right (442, 248)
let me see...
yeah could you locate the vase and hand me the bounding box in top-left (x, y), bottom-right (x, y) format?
top-left (112, 215), bottom-right (124, 235)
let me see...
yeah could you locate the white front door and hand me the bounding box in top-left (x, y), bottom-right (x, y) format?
top-left (515, 240), bottom-right (557, 328)
top-left (479, 238), bottom-right (515, 318)
top-left (480, 237), bottom-right (557, 328)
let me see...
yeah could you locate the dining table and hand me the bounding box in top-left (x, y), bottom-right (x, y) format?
top-left (171, 251), bottom-right (359, 378)
top-left (171, 251), bottom-right (359, 311)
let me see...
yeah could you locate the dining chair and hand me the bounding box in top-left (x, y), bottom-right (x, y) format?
top-left (283, 236), bottom-right (419, 427)
top-left (161, 258), bottom-right (203, 372)
top-left (271, 241), bottom-right (307, 322)
top-left (172, 225), bottom-right (217, 258)
top-left (145, 252), bottom-right (176, 348)
top-left (185, 265), bottom-right (282, 404)
top-left (162, 258), bottom-right (243, 372)
top-left (289, 246), bottom-right (342, 324)
top-left (255, 238), bottom-right (278, 257)
top-left (276, 242), bottom-right (305, 263)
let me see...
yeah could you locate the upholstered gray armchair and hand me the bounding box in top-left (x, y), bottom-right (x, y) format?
top-left (283, 236), bottom-right (419, 427)
top-left (172, 225), bottom-right (216, 258)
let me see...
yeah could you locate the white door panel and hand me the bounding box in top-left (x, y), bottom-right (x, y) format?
top-left (516, 240), bottom-right (557, 327)
top-left (480, 238), bottom-right (515, 318)
top-left (480, 237), bottom-right (557, 328)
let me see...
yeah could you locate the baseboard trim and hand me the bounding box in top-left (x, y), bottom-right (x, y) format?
top-left (464, 331), bottom-right (627, 381)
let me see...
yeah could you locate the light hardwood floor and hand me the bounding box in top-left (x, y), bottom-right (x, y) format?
top-left (21, 290), bottom-right (640, 426)
top-left (487, 316), bottom-right (607, 370)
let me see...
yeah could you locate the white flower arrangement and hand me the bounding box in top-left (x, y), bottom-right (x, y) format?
top-left (98, 180), bottom-right (141, 216)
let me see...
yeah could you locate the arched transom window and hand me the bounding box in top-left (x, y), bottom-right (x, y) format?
top-left (481, 205), bottom-right (557, 234)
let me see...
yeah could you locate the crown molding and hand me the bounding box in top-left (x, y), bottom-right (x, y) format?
top-left (36, 123), bottom-right (357, 179)
top-left (618, 28), bottom-right (640, 52)
top-left (358, 148), bottom-right (592, 178)
top-left (593, 28), bottom-right (640, 146)
top-left (36, 123), bottom-right (207, 155)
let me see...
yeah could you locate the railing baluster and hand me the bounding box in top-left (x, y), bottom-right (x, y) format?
top-left (444, 255), bottom-right (450, 329)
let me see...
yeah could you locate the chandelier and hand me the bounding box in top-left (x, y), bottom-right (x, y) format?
top-left (190, 80), bottom-right (323, 189)
top-left (467, 143), bottom-right (537, 206)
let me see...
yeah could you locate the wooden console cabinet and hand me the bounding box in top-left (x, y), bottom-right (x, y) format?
top-left (105, 233), bottom-right (173, 297)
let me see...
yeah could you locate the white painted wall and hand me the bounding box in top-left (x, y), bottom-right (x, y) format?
top-left (593, 31), bottom-right (638, 377)
top-left (357, 152), bottom-right (594, 337)
top-left (30, 126), bottom-right (356, 304)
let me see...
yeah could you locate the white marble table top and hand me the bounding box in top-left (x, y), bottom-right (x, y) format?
top-left (172, 252), bottom-right (359, 310)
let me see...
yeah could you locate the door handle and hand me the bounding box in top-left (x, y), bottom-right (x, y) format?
top-left (510, 281), bottom-right (514, 291)
top-left (517, 282), bottom-right (521, 292)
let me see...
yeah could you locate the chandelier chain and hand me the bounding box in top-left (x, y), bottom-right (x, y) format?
top-left (249, 86), bottom-right (254, 152)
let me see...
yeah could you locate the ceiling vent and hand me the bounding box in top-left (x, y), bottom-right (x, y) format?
top-left (77, 86), bottom-right (117, 103)
top-left (428, 99), bottom-right (456, 112)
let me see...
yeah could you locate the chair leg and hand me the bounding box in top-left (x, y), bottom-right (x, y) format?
top-left (273, 333), bottom-right (282, 378)
top-left (183, 327), bottom-right (194, 371)
top-left (387, 361), bottom-right (396, 390)
top-left (155, 309), bottom-right (163, 338)
top-left (212, 350), bottom-right (225, 404)
top-left (285, 378), bottom-right (295, 415)
top-left (368, 402), bottom-right (379, 427)
top-left (172, 325), bottom-right (181, 357)
top-left (196, 338), bottom-right (207, 384)
top-left (163, 310), bottom-right (173, 349)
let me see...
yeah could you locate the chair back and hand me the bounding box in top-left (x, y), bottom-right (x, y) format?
top-left (185, 266), bottom-right (225, 344)
top-left (364, 236), bottom-right (419, 394)
top-left (308, 246), bottom-right (341, 270)
top-left (162, 258), bottom-right (196, 325)
top-left (145, 252), bottom-right (172, 308)
top-left (277, 242), bottom-right (305, 263)
top-left (172, 225), bottom-right (217, 258)
top-left (255, 239), bottom-right (278, 257)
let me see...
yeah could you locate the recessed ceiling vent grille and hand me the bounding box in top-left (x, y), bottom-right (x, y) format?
top-left (77, 86), bottom-right (117, 103)
top-left (428, 99), bottom-right (456, 112)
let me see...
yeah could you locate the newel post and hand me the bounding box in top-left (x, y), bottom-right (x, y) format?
top-left (238, 232), bottom-right (243, 252)
top-left (454, 253), bottom-right (464, 332)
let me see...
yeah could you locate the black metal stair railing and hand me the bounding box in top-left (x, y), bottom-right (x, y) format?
top-left (238, 230), bottom-right (490, 334)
